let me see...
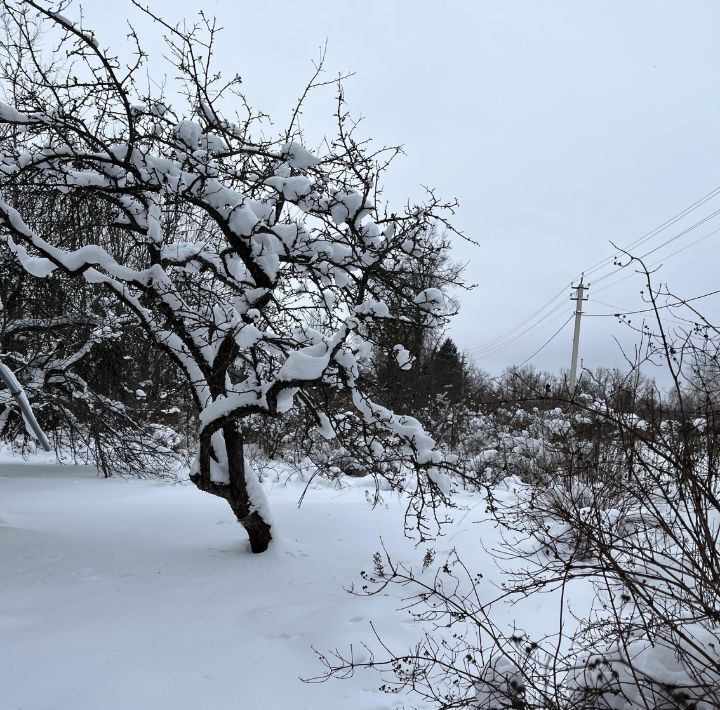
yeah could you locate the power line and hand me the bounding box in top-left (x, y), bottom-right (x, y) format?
top-left (466, 283), bottom-right (570, 355)
top-left (585, 287), bottom-right (720, 318)
top-left (592, 223), bottom-right (720, 296)
top-left (466, 312), bottom-right (575, 392)
top-left (472, 299), bottom-right (569, 358)
top-left (470, 299), bottom-right (568, 357)
top-left (592, 297), bottom-right (626, 311)
top-left (467, 183), bottom-right (720, 362)
top-left (516, 313), bottom-right (574, 368)
top-left (580, 183), bottom-right (720, 282)
top-left (589, 210), bottom-right (720, 289)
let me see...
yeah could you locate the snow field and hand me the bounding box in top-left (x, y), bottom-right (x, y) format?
top-left (0, 461), bottom-right (457, 709)
top-left (0, 457), bottom-right (595, 709)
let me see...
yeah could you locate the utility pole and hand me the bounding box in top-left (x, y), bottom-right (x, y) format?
top-left (569, 275), bottom-right (589, 396)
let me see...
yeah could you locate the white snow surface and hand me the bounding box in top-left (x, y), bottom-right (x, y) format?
top-left (0, 453), bottom-right (591, 710)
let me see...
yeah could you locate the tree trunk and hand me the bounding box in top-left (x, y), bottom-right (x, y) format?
top-left (236, 509), bottom-right (272, 554)
top-left (192, 423), bottom-right (273, 553)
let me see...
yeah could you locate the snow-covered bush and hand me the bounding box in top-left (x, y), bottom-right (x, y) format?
top-left (317, 262), bottom-right (720, 707)
top-left (456, 401), bottom-right (618, 494)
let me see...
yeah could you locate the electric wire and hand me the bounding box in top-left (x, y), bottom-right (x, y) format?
top-left (515, 313), bottom-right (575, 368)
top-left (588, 209), bottom-right (720, 289)
top-left (585, 287), bottom-right (720, 318)
top-left (578, 183), bottom-right (720, 283)
top-left (467, 184), bottom-right (720, 365)
top-left (465, 283), bottom-right (570, 355)
top-left (471, 299), bottom-right (570, 358)
top-left (591, 223), bottom-right (720, 296)
top-left (474, 303), bottom-right (572, 360)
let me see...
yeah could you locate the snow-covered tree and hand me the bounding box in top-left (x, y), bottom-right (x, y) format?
top-left (0, 1), bottom-right (463, 551)
top-left (0, 194), bottom-right (185, 476)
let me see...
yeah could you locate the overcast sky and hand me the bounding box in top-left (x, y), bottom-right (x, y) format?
top-left (76, 1), bottom-right (720, 381)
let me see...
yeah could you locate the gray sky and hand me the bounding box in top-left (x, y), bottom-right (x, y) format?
top-left (78, 0), bottom-right (720, 380)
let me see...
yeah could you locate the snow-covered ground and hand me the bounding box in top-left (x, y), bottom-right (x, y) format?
top-left (0, 455), bottom-right (576, 710)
